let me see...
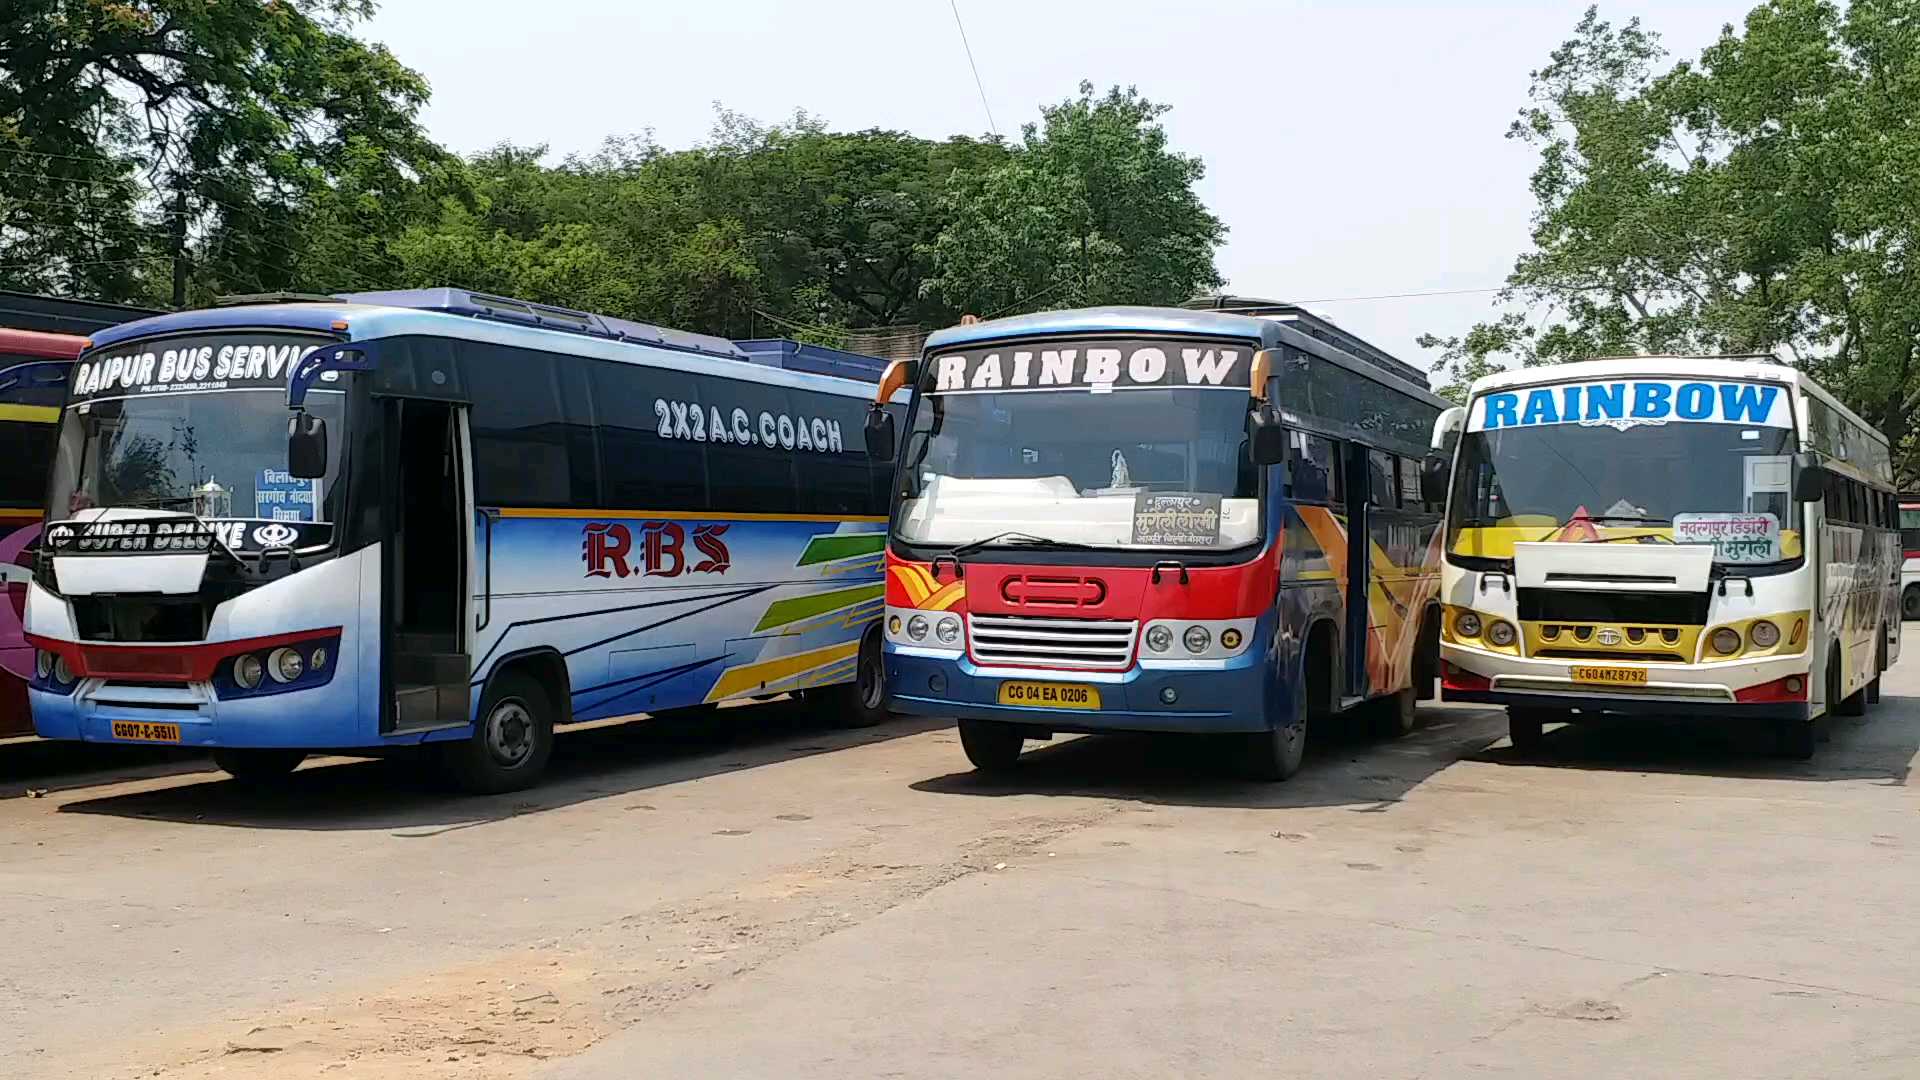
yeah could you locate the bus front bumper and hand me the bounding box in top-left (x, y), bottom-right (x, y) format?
top-left (1440, 643), bottom-right (1813, 721)
top-left (883, 647), bottom-right (1275, 734)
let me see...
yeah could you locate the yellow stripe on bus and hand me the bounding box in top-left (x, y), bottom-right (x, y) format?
top-left (497, 507), bottom-right (888, 523)
top-left (0, 404), bottom-right (58, 424)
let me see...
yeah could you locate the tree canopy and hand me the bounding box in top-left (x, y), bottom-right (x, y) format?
top-left (1423, 0), bottom-right (1920, 478)
top-left (1, 8), bottom-right (1226, 339)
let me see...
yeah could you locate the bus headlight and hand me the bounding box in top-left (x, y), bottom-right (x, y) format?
top-left (51, 655), bottom-right (74, 685)
top-left (935, 616), bottom-right (961, 644)
top-left (1455, 611), bottom-right (1483, 638)
top-left (1182, 625), bottom-right (1211, 654)
top-left (1146, 625), bottom-right (1174, 652)
top-left (1486, 621), bottom-right (1517, 647)
top-left (268, 647), bottom-right (304, 683)
top-left (1750, 620), bottom-right (1780, 648)
top-left (1711, 628), bottom-right (1742, 655)
top-left (34, 650), bottom-right (53, 680)
top-left (907, 614), bottom-right (930, 641)
top-left (233, 654), bottom-right (264, 690)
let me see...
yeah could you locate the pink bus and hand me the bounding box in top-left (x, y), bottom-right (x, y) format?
top-left (0, 328), bottom-right (83, 737)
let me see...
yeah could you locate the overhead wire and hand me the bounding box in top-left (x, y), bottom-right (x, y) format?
top-left (947, 0), bottom-right (999, 139)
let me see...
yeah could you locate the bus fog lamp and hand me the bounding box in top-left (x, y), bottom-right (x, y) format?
top-left (1750, 620), bottom-right (1780, 648)
top-left (1160, 687), bottom-right (1178, 705)
top-left (309, 645), bottom-right (329, 671)
top-left (887, 615), bottom-right (902, 636)
top-left (1486, 621), bottom-right (1517, 647)
top-left (1220, 628), bottom-right (1243, 650)
top-left (906, 614), bottom-right (930, 641)
top-left (935, 616), bottom-right (961, 644)
top-left (1455, 611), bottom-right (1483, 638)
top-left (269, 647), bottom-right (304, 683)
top-left (1183, 626), bottom-right (1211, 653)
top-left (233, 654), bottom-right (264, 690)
top-left (1146, 625), bottom-right (1174, 652)
top-left (1711, 628), bottom-right (1742, 655)
top-left (1786, 676), bottom-right (1804, 694)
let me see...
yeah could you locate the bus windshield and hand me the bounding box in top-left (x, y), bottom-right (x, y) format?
top-left (894, 385), bottom-right (1259, 551)
top-left (1450, 413), bottom-right (1801, 563)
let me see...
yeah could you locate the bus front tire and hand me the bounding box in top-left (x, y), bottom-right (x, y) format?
top-left (442, 671), bottom-right (555, 794)
top-left (1904, 586), bottom-right (1920, 622)
top-left (1368, 687), bottom-right (1418, 739)
top-left (1775, 718), bottom-right (1817, 760)
top-left (1507, 707), bottom-right (1562, 754)
top-left (958, 719), bottom-right (1023, 772)
top-left (212, 748), bottom-right (306, 784)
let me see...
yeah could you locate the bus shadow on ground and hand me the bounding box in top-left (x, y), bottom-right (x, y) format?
top-left (0, 738), bottom-right (212, 796)
top-left (53, 698), bottom-right (950, 831)
top-left (1469, 698), bottom-right (1919, 785)
top-left (909, 703), bottom-right (1509, 811)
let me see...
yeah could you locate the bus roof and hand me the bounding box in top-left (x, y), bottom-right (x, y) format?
top-left (0, 326), bottom-right (88, 361)
top-left (90, 288), bottom-right (747, 361)
top-left (925, 305), bottom-right (1280, 352)
top-left (1466, 356), bottom-right (1890, 462)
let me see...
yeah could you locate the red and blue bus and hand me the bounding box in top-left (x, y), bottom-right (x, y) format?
top-left (0, 328), bottom-right (83, 738)
top-left (862, 305), bottom-right (1448, 779)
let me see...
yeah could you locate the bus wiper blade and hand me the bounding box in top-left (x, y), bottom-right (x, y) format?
top-left (950, 532), bottom-right (1094, 558)
top-left (1585, 514), bottom-right (1671, 524)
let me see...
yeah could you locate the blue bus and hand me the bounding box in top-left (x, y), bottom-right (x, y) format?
top-left (863, 305), bottom-right (1447, 779)
top-left (25, 289), bottom-right (898, 791)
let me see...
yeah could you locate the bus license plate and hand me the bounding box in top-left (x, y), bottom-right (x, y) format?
top-left (997, 681), bottom-right (1101, 710)
top-left (1570, 666), bottom-right (1647, 687)
top-left (109, 721), bottom-right (181, 743)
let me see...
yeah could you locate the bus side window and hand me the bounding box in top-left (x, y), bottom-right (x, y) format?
top-left (1367, 449), bottom-right (1395, 508)
top-left (1396, 454), bottom-right (1422, 510)
top-left (1287, 431), bottom-right (1337, 505)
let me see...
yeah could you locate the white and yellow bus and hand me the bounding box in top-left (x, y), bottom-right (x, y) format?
top-left (1425, 357), bottom-right (1898, 758)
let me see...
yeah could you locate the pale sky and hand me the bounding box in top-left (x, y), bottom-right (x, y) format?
top-left (363, 0), bottom-right (1752, 380)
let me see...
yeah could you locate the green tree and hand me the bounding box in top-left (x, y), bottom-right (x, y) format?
top-left (923, 82), bottom-right (1225, 318)
top-left (0, 0), bottom-right (451, 305)
top-left (1425, 0), bottom-right (1920, 481)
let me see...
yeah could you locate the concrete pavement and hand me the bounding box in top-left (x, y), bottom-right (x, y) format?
top-left (3, 661), bottom-right (1918, 1079)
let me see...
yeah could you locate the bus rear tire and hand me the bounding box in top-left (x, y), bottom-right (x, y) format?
top-left (1904, 586), bottom-right (1920, 622)
top-left (212, 748), bottom-right (306, 784)
top-left (821, 628), bottom-right (890, 728)
top-left (442, 670), bottom-right (555, 794)
top-left (958, 719), bottom-right (1023, 773)
top-left (1368, 687), bottom-right (1418, 739)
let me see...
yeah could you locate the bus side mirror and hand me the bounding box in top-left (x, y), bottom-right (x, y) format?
top-left (1248, 407), bottom-right (1287, 466)
top-left (864, 408), bottom-right (896, 462)
top-left (1792, 454), bottom-right (1826, 503)
top-left (1430, 405), bottom-right (1466, 455)
top-left (288, 412), bottom-right (328, 479)
top-left (1420, 454), bottom-right (1450, 504)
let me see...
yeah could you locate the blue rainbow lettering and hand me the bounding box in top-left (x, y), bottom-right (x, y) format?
top-left (1631, 382), bottom-right (1672, 418)
top-left (1719, 383), bottom-right (1778, 423)
top-left (1483, 393), bottom-right (1519, 429)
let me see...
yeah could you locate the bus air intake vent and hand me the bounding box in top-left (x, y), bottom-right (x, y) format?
top-left (967, 614), bottom-right (1137, 669)
top-left (999, 574), bottom-right (1107, 608)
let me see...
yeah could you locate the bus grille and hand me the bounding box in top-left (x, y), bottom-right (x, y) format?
top-left (967, 614), bottom-right (1138, 669)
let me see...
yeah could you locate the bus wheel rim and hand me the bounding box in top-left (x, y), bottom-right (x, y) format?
top-left (485, 699), bottom-right (535, 768)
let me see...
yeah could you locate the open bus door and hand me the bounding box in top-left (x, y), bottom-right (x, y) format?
top-left (1341, 441), bottom-right (1373, 703)
top-left (383, 398), bottom-right (473, 733)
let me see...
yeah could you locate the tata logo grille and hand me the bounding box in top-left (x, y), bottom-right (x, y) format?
top-left (1595, 628), bottom-right (1623, 646)
top-left (1000, 575), bottom-right (1106, 608)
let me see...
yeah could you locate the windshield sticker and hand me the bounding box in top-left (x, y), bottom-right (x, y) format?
top-left (1674, 512), bottom-right (1781, 563)
top-left (255, 468), bottom-right (319, 522)
top-left (43, 516), bottom-right (329, 555)
top-left (1469, 380), bottom-right (1790, 432)
top-left (928, 339), bottom-right (1249, 395)
top-left (70, 337), bottom-right (327, 403)
top-left (1131, 492), bottom-right (1223, 546)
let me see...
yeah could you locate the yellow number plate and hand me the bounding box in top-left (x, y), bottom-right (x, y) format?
top-left (1570, 665), bottom-right (1648, 686)
top-left (109, 721), bottom-right (181, 743)
top-left (997, 681), bottom-right (1101, 709)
